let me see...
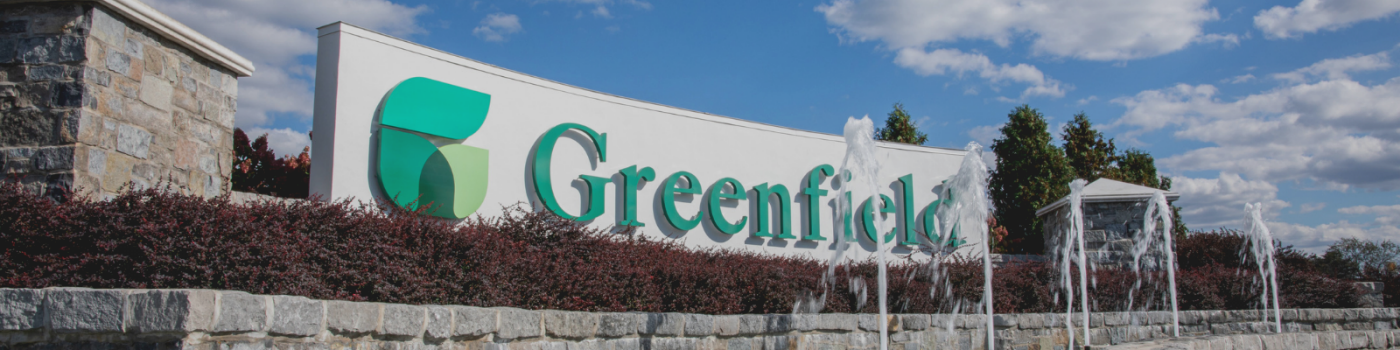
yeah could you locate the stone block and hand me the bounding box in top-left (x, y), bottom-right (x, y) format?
top-left (33, 145), bottom-right (72, 170)
top-left (85, 66), bottom-right (112, 86)
top-left (0, 289), bottom-right (45, 330)
top-left (87, 147), bottom-right (107, 175)
top-left (899, 314), bottom-right (929, 330)
top-left (654, 338), bottom-right (697, 350)
top-left (90, 8), bottom-right (125, 45)
top-left (727, 338), bottom-right (753, 350)
top-left (761, 336), bottom-right (791, 350)
top-left (714, 315), bottom-right (741, 336)
top-left (1103, 312), bottom-right (1129, 326)
top-left (106, 51), bottom-right (131, 77)
top-left (326, 300), bottom-right (379, 334)
top-left (199, 153), bottom-right (218, 174)
top-left (596, 312), bottom-right (633, 338)
top-left (269, 295), bottom-right (321, 337)
top-left (609, 338), bottom-right (642, 350)
top-left (51, 81), bottom-right (83, 107)
top-left (992, 315), bottom-right (1016, 328)
top-left (637, 312), bottom-right (683, 336)
top-left (27, 65), bottom-right (67, 81)
top-left (739, 315), bottom-right (768, 334)
top-left (497, 307), bottom-right (542, 340)
top-left (567, 340), bottom-right (603, 350)
top-left (116, 123), bottom-right (150, 158)
top-left (1232, 333), bottom-right (1265, 350)
top-left (790, 314), bottom-right (818, 332)
top-left (45, 287), bottom-right (125, 333)
top-left (683, 314), bottom-right (714, 336)
top-left (139, 74), bottom-right (172, 110)
top-left (1, 109), bottom-right (58, 146)
top-left (17, 36), bottom-right (83, 63)
top-left (452, 306), bottom-right (497, 337)
top-left (128, 289), bottom-right (217, 332)
top-left (212, 292), bottom-right (267, 333)
top-left (424, 305), bottom-right (453, 339)
top-left (545, 310), bottom-right (598, 339)
top-left (381, 303), bottom-right (426, 337)
top-left (818, 313), bottom-right (856, 331)
top-left (765, 314), bottom-right (792, 333)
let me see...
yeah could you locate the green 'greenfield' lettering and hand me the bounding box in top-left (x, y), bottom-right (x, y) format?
top-left (802, 164), bottom-right (834, 241)
top-left (898, 174), bottom-right (918, 245)
top-left (531, 123), bottom-right (608, 221)
top-left (617, 165), bottom-right (656, 227)
top-left (707, 177), bottom-right (748, 235)
top-left (751, 183), bottom-right (794, 239)
top-left (861, 194), bottom-right (896, 243)
top-left (661, 171), bottom-right (702, 230)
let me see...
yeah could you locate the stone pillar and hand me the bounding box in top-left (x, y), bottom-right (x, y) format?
top-left (0, 0), bottom-right (251, 199)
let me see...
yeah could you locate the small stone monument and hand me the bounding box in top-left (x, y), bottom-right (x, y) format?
top-left (1037, 178), bottom-right (1180, 267)
top-left (1, 0), bottom-right (253, 198)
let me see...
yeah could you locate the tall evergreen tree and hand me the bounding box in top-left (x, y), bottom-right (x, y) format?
top-left (875, 103), bottom-right (928, 145)
top-left (1061, 113), bottom-right (1116, 182)
top-left (989, 105), bottom-right (1072, 254)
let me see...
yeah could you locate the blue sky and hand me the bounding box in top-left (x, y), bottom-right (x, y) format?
top-left (147, 0), bottom-right (1400, 252)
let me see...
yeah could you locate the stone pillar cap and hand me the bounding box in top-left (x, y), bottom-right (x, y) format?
top-left (2, 0), bottom-right (255, 77)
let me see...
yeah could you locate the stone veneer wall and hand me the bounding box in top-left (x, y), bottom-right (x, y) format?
top-left (1042, 201), bottom-right (1152, 268)
top-left (3, 288), bottom-right (1399, 350)
top-left (0, 1), bottom-right (239, 198)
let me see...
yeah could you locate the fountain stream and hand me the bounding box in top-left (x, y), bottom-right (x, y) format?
top-left (1243, 203), bottom-right (1283, 333)
top-left (1132, 191), bottom-right (1181, 336)
top-left (1058, 179), bottom-right (1091, 348)
top-left (800, 119), bottom-right (993, 350)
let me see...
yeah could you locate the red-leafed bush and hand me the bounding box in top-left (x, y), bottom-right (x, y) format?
top-left (0, 182), bottom-right (1361, 313)
top-left (232, 128), bottom-right (310, 198)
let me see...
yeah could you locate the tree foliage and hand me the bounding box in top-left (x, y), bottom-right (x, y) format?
top-left (989, 105), bottom-right (1072, 254)
top-left (874, 103), bottom-right (928, 145)
top-left (1061, 113), bottom-right (1116, 182)
top-left (1113, 149), bottom-right (1168, 190)
top-left (1324, 238), bottom-right (1400, 277)
top-left (232, 128), bottom-right (311, 198)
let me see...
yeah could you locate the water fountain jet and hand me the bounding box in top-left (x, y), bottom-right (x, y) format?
top-left (1243, 203), bottom-right (1283, 333)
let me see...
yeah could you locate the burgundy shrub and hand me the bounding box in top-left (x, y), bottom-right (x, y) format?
top-left (0, 183), bottom-right (1362, 313)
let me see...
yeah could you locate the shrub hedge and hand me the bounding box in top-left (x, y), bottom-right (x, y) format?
top-left (0, 182), bottom-right (1362, 313)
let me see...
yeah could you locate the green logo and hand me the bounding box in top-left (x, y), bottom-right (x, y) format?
top-left (377, 77), bottom-right (491, 219)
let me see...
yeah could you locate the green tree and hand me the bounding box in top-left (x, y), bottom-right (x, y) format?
top-left (1112, 149), bottom-right (1166, 190)
top-left (1061, 113), bottom-right (1116, 182)
top-left (1105, 149), bottom-right (1189, 235)
top-left (1326, 238), bottom-right (1400, 274)
top-left (989, 105), bottom-right (1072, 254)
top-left (875, 103), bottom-right (928, 145)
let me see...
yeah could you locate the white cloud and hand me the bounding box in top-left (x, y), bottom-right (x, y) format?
top-left (1254, 0), bottom-right (1400, 39)
top-left (1268, 220), bottom-right (1400, 253)
top-left (1299, 202), bottom-right (1327, 213)
top-left (1111, 51), bottom-right (1400, 190)
top-left (1195, 33), bottom-right (1241, 48)
top-left (1171, 174), bottom-right (1400, 253)
top-left (1076, 95), bottom-right (1098, 105)
top-left (473, 13), bottom-right (523, 42)
top-left (1223, 74), bottom-right (1256, 84)
top-left (893, 48), bottom-right (1067, 100)
top-left (816, 0), bottom-right (1219, 61)
top-left (1171, 172), bottom-right (1290, 230)
top-left (145, 0), bottom-right (428, 128)
top-left (1339, 204), bottom-right (1400, 225)
top-left (1271, 52), bottom-right (1391, 83)
top-left (245, 127), bottom-right (313, 158)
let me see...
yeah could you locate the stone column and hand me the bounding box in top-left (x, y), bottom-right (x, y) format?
top-left (0, 0), bottom-right (250, 199)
